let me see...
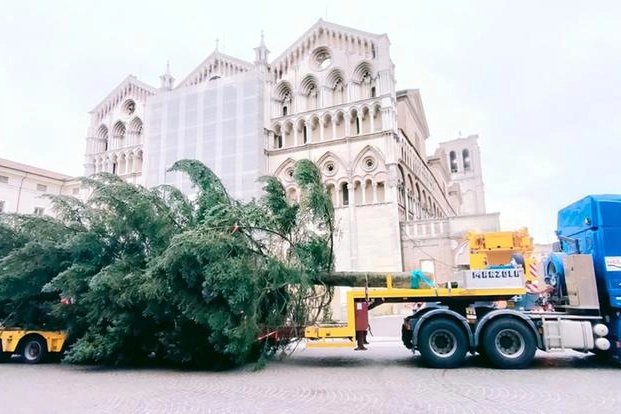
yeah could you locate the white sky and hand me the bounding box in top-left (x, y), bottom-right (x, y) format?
top-left (1, 0), bottom-right (619, 243)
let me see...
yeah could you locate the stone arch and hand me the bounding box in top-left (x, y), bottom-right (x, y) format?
top-left (118, 153), bottom-right (127, 175)
top-left (372, 102), bottom-right (383, 131)
top-left (294, 118), bottom-right (306, 145)
top-left (112, 121), bottom-right (126, 150)
top-left (353, 61), bottom-right (374, 81)
top-left (274, 157), bottom-right (297, 182)
top-left (352, 145), bottom-right (386, 176)
top-left (321, 112), bottom-right (333, 141)
top-left (325, 68), bottom-right (346, 106)
top-left (449, 150), bottom-right (458, 173)
top-left (353, 61), bottom-right (375, 99)
top-left (462, 149), bottom-right (471, 171)
top-left (397, 164), bottom-right (406, 208)
top-left (415, 182), bottom-right (422, 218)
top-left (308, 115), bottom-right (320, 142)
top-left (286, 186), bottom-right (298, 202)
top-left (272, 123), bottom-right (283, 149)
top-left (333, 110), bottom-right (346, 139)
top-left (360, 105), bottom-right (372, 134)
top-left (283, 120), bottom-right (295, 148)
top-left (299, 74), bottom-right (319, 111)
top-left (275, 81), bottom-right (294, 116)
top-left (339, 181), bottom-right (350, 207)
top-left (350, 107), bottom-right (360, 135)
top-left (97, 124), bottom-right (109, 152)
top-left (128, 117), bottom-right (143, 146)
top-left (316, 151), bottom-right (347, 179)
top-left (122, 99), bottom-right (136, 115)
top-left (135, 149), bottom-right (143, 173)
top-left (352, 178), bottom-right (364, 206)
top-left (406, 174), bottom-right (415, 219)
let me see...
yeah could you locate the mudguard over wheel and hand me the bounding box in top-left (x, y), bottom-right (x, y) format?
top-left (20, 336), bottom-right (47, 364)
top-left (418, 318), bottom-right (468, 368)
top-left (482, 318), bottom-right (536, 369)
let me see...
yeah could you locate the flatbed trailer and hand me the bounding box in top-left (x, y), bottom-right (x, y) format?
top-left (0, 329), bottom-right (67, 364)
top-left (304, 277), bottom-right (526, 349)
top-left (302, 266), bottom-right (611, 369)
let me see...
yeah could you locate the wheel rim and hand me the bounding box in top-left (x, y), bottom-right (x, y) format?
top-left (429, 329), bottom-right (457, 358)
top-left (495, 329), bottom-right (525, 359)
top-left (24, 342), bottom-right (41, 361)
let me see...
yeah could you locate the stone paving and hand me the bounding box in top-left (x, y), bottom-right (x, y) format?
top-left (2, 316), bottom-right (620, 414)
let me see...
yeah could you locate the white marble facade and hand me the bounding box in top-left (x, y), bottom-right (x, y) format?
top-left (80, 19), bottom-right (491, 273)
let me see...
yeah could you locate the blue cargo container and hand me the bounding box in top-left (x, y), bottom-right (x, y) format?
top-left (556, 195), bottom-right (621, 310)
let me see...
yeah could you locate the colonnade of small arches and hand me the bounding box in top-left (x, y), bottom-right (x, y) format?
top-left (92, 116), bottom-right (143, 154)
top-left (91, 148), bottom-right (143, 176)
top-left (397, 164), bottom-right (445, 221)
top-left (276, 147), bottom-right (387, 208)
top-left (270, 102), bottom-right (384, 149)
top-left (274, 61), bottom-right (377, 116)
top-left (284, 175), bottom-right (387, 209)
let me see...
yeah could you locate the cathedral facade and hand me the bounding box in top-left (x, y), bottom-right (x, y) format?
top-left (81, 19), bottom-right (493, 275)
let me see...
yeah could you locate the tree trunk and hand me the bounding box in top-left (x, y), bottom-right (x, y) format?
top-left (312, 272), bottom-right (432, 288)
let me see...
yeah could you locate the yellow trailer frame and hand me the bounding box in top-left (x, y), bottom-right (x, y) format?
top-left (304, 275), bottom-right (525, 348)
top-left (0, 329), bottom-right (67, 363)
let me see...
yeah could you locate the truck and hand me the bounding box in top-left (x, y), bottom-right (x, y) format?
top-left (299, 194), bottom-right (621, 369)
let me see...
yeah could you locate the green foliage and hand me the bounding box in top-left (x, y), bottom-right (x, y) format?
top-left (0, 159), bottom-right (334, 369)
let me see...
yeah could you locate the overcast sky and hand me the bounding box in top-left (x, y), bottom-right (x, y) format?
top-left (1, 0), bottom-right (619, 243)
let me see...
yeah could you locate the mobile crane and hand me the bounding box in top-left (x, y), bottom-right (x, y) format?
top-left (300, 194), bottom-right (621, 369)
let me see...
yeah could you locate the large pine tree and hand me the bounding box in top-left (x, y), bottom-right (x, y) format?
top-left (0, 159), bottom-right (334, 368)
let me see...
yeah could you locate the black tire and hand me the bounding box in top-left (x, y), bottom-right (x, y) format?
top-left (20, 336), bottom-right (47, 364)
top-left (482, 318), bottom-right (536, 369)
top-left (418, 318), bottom-right (468, 368)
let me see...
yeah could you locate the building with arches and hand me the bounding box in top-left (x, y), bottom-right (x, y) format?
top-left (81, 19), bottom-right (495, 280)
top-left (439, 134), bottom-right (486, 215)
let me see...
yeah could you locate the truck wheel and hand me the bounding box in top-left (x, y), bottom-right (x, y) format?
top-left (482, 318), bottom-right (536, 369)
top-left (418, 318), bottom-right (468, 368)
top-left (20, 336), bottom-right (47, 364)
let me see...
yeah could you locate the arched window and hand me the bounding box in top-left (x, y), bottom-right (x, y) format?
top-left (122, 99), bottom-right (136, 115)
top-left (112, 121), bottom-right (126, 150)
top-left (334, 79), bottom-right (345, 105)
top-left (300, 75), bottom-right (319, 111)
top-left (341, 182), bottom-right (349, 206)
top-left (449, 151), bottom-right (458, 173)
top-left (129, 117), bottom-right (143, 146)
top-left (463, 149), bottom-right (471, 171)
top-left (272, 124), bottom-right (283, 149)
top-left (276, 82), bottom-right (293, 117)
top-left (97, 125), bottom-right (109, 152)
